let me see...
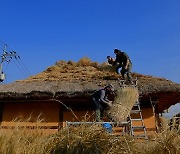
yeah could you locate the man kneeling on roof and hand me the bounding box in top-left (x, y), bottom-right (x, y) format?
top-left (107, 56), bottom-right (115, 66)
top-left (91, 84), bottom-right (114, 122)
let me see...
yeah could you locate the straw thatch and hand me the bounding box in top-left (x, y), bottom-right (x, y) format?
top-left (106, 87), bottom-right (139, 122)
top-left (0, 58), bottom-right (179, 112)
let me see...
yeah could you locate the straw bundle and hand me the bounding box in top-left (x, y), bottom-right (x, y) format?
top-left (107, 87), bottom-right (139, 122)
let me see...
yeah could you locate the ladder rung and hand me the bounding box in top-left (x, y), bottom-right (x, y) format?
top-left (133, 103), bottom-right (140, 106)
top-left (135, 134), bottom-right (146, 137)
top-left (131, 119), bottom-right (142, 121)
top-left (132, 126), bottom-right (145, 129)
top-left (131, 110), bottom-right (141, 113)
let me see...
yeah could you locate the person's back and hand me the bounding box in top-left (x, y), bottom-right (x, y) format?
top-left (92, 89), bottom-right (105, 100)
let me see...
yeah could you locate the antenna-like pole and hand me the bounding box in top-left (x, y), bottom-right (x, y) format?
top-left (0, 44), bottom-right (20, 82)
top-left (0, 44), bottom-right (7, 74)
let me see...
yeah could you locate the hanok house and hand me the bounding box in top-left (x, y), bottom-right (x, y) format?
top-left (0, 60), bottom-right (180, 135)
top-left (0, 81), bottom-right (98, 133)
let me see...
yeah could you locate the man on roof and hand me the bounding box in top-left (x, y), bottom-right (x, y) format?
top-left (91, 84), bottom-right (114, 122)
top-left (107, 56), bottom-right (115, 66)
top-left (113, 48), bottom-right (132, 82)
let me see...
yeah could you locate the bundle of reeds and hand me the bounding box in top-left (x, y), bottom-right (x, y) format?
top-left (106, 87), bottom-right (139, 122)
top-left (0, 118), bottom-right (179, 153)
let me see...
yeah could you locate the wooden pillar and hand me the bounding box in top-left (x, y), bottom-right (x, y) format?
top-left (59, 104), bottom-right (64, 128)
top-left (0, 103), bottom-right (4, 122)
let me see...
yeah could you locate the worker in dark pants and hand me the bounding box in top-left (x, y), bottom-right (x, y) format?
top-left (113, 49), bottom-right (132, 81)
top-left (91, 84), bottom-right (114, 122)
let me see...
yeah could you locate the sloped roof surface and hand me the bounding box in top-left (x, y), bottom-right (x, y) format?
top-left (0, 58), bottom-right (179, 112)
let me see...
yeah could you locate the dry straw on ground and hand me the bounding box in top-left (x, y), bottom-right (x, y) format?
top-left (0, 116), bottom-right (179, 154)
top-left (107, 87), bottom-right (139, 122)
top-left (0, 120), bottom-right (179, 154)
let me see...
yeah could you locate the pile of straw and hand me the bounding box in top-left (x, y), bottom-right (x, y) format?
top-left (107, 87), bottom-right (139, 122)
top-left (0, 118), bottom-right (179, 153)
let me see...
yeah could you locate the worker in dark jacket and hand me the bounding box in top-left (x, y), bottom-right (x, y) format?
top-left (92, 84), bottom-right (114, 122)
top-left (107, 56), bottom-right (115, 65)
top-left (114, 49), bottom-right (132, 81)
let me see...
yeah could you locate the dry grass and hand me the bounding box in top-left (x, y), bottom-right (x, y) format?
top-left (3, 57), bottom-right (179, 110)
top-left (17, 57), bottom-right (179, 98)
top-left (107, 87), bottom-right (139, 122)
top-left (21, 57), bottom-right (119, 83)
top-left (144, 130), bottom-right (180, 154)
top-left (21, 57), bottom-right (176, 88)
top-left (0, 119), bottom-right (179, 154)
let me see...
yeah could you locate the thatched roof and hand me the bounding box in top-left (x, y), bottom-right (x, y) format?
top-left (0, 58), bottom-right (180, 112)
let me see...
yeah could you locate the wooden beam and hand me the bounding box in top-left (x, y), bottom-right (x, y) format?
top-left (0, 103), bottom-right (4, 122)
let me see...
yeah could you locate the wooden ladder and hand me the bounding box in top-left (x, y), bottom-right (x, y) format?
top-left (117, 77), bottom-right (148, 139)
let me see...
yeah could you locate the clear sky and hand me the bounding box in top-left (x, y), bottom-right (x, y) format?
top-left (0, 0), bottom-right (180, 83)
